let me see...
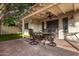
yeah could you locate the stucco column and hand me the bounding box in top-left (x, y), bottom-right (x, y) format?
top-left (44, 21), bottom-right (46, 29)
top-left (58, 18), bottom-right (64, 39)
top-left (22, 19), bottom-right (25, 34)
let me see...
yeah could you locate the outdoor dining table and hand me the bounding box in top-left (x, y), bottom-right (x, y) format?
top-left (28, 28), bottom-right (57, 46)
top-left (34, 31), bottom-right (56, 45)
top-left (34, 31), bottom-right (55, 38)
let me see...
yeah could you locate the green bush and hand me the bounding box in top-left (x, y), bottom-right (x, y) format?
top-left (2, 17), bottom-right (16, 26)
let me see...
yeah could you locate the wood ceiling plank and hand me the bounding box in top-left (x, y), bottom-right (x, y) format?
top-left (48, 9), bottom-right (58, 16)
top-left (57, 5), bottom-right (66, 14)
top-left (22, 3), bottom-right (60, 20)
top-left (0, 4), bottom-right (4, 10)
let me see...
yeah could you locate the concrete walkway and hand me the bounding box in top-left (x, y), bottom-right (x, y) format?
top-left (0, 39), bottom-right (79, 56)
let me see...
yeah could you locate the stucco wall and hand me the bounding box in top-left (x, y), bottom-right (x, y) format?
top-left (28, 20), bottom-right (42, 32)
top-left (68, 13), bottom-right (79, 33)
top-left (66, 13), bottom-right (79, 41)
top-left (58, 18), bottom-right (64, 39)
top-left (58, 13), bottom-right (79, 41)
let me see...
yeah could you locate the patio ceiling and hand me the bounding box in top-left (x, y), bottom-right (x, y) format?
top-left (0, 4), bottom-right (6, 20)
top-left (19, 3), bottom-right (79, 21)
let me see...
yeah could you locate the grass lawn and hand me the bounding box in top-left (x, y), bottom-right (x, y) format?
top-left (0, 34), bottom-right (22, 42)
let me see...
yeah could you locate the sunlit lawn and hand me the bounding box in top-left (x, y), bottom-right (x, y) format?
top-left (0, 33), bottom-right (22, 42)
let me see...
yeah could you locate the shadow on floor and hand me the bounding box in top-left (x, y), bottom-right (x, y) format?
top-left (64, 39), bottom-right (79, 51)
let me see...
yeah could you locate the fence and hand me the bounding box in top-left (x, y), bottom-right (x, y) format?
top-left (0, 25), bottom-right (21, 34)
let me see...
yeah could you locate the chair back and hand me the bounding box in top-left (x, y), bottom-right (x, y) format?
top-left (28, 29), bottom-right (34, 37)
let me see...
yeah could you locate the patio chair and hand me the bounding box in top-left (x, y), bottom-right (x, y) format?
top-left (42, 28), bottom-right (57, 47)
top-left (28, 29), bottom-right (39, 45)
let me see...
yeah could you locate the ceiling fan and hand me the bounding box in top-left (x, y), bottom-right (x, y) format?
top-left (46, 11), bottom-right (54, 19)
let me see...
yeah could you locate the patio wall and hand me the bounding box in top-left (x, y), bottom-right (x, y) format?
top-left (68, 13), bottom-right (79, 33)
top-left (67, 13), bottom-right (79, 41)
top-left (42, 13), bottom-right (79, 41)
top-left (28, 20), bottom-right (42, 32)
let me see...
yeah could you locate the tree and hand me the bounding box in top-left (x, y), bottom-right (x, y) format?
top-left (2, 3), bottom-right (35, 26)
top-left (3, 16), bottom-right (16, 26)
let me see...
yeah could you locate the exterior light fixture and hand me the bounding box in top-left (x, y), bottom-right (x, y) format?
top-left (46, 12), bottom-right (53, 19)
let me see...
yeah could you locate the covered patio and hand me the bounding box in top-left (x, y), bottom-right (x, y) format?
top-left (0, 3), bottom-right (79, 56)
top-left (19, 3), bottom-right (79, 54)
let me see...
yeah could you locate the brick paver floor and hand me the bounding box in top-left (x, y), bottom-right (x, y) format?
top-left (0, 39), bottom-right (79, 56)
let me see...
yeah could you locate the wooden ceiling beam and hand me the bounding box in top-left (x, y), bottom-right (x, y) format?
top-left (0, 4), bottom-right (4, 10)
top-left (22, 3), bottom-right (60, 20)
top-left (20, 4), bottom-right (38, 17)
top-left (73, 3), bottom-right (76, 12)
top-left (57, 5), bottom-right (66, 14)
top-left (48, 9), bottom-right (58, 16)
top-left (39, 3), bottom-right (42, 6)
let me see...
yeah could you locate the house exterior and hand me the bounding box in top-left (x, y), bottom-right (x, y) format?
top-left (20, 3), bottom-right (79, 41)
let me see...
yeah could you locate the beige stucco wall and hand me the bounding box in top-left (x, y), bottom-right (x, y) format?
top-left (58, 18), bottom-right (64, 39)
top-left (58, 13), bottom-right (79, 41)
top-left (28, 20), bottom-right (42, 32)
top-left (66, 13), bottom-right (79, 41)
top-left (68, 13), bottom-right (79, 33)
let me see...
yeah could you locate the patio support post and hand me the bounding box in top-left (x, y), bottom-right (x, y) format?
top-left (58, 18), bottom-right (64, 39)
top-left (22, 19), bottom-right (25, 35)
top-left (44, 22), bottom-right (46, 29)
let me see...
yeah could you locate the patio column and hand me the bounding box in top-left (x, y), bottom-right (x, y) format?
top-left (58, 18), bottom-right (64, 39)
top-left (22, 19), bottom-right (25, 34)
top-left (44, 21), bottom-right (46, 29)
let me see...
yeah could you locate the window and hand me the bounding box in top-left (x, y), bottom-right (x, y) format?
top-left (25, 23), bottom-right (28, 29)
top-left (42, 22), bottom-right (44, 32)
top-left (63, 17), bottom-right (68, 33)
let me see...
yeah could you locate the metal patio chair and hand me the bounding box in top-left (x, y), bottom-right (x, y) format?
top-left (28, 29), bottom-right (39, 45)
top-left (41, 28), bottom-right (57, 47)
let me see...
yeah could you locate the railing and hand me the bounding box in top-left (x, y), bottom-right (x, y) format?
top-left (65, 32), bottom-right (79, 40)
top-left (64, 32), bottom-right (79, 51)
